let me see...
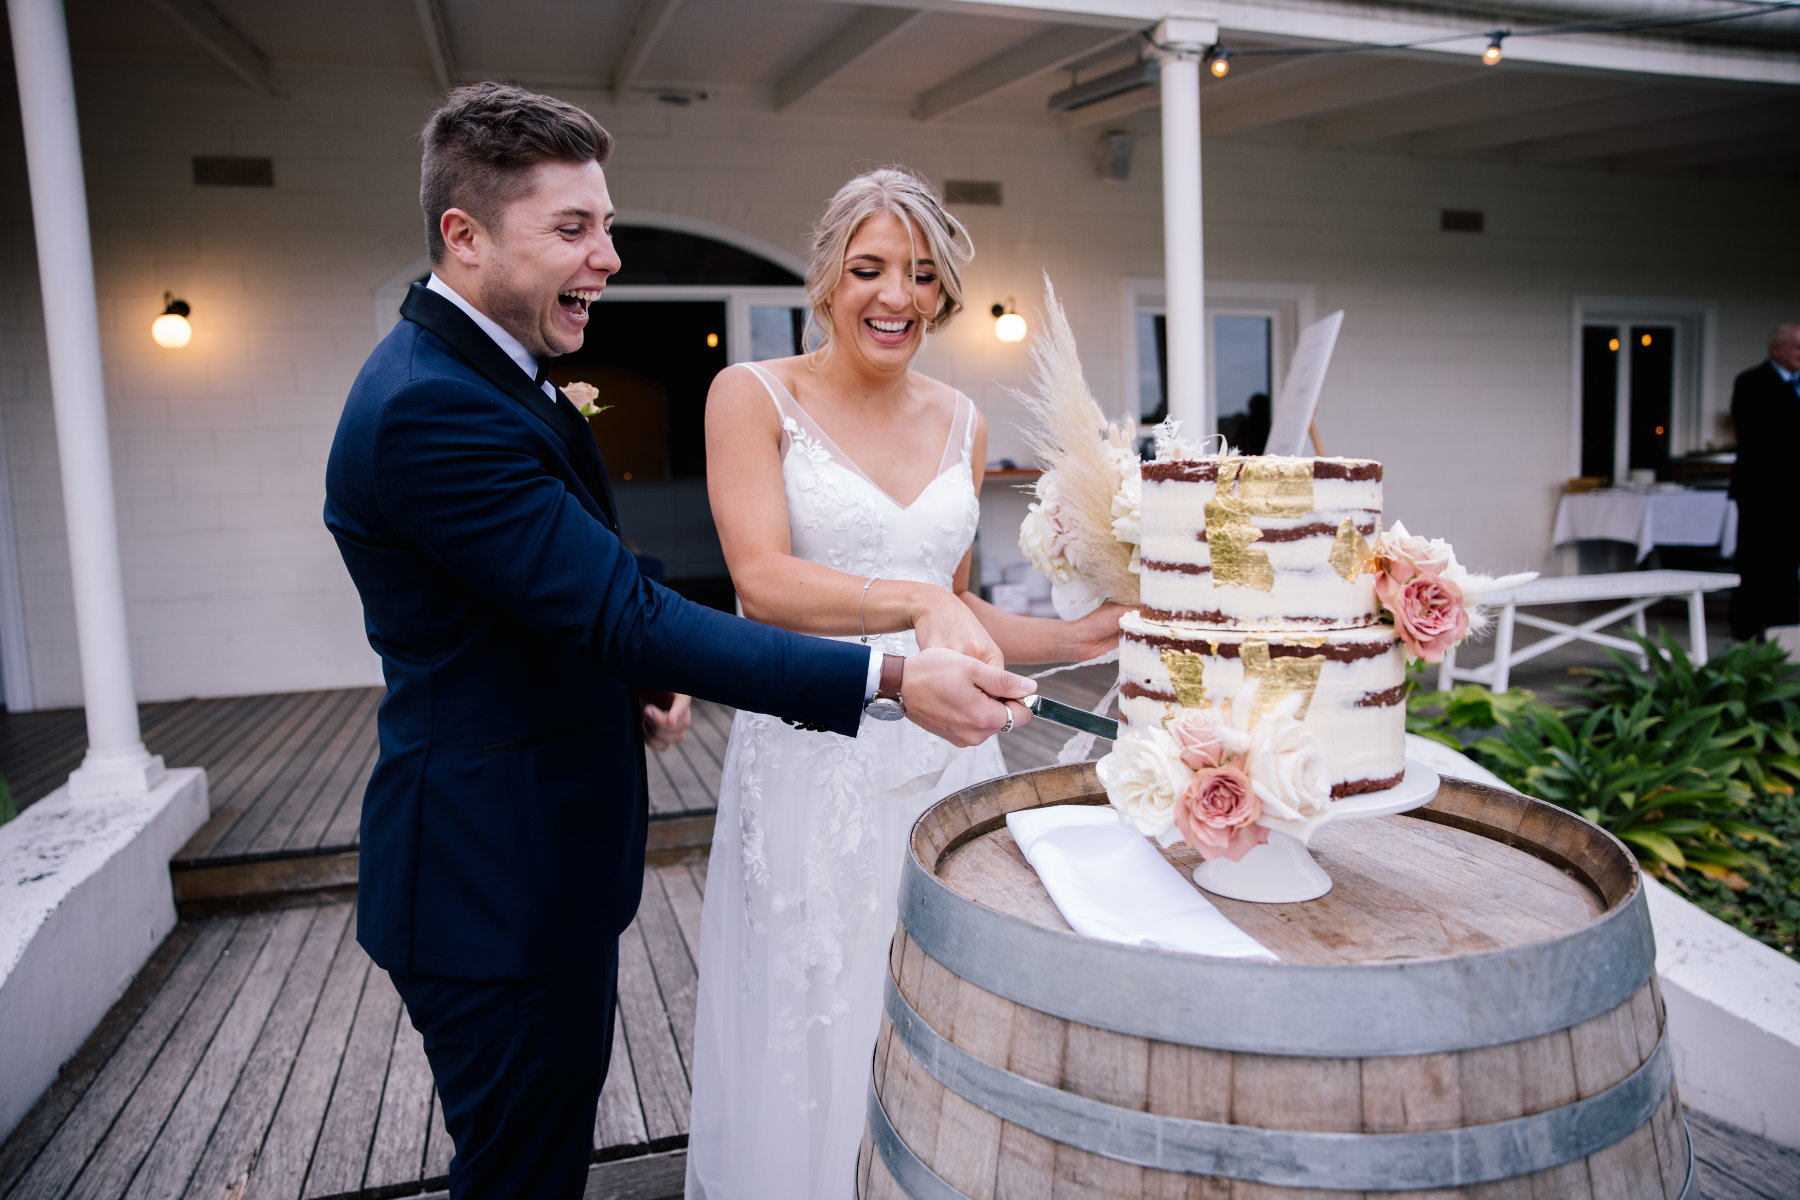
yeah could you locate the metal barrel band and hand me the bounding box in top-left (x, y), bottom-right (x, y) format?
top-left (865, 1078), bottom-right (974, 1200)
top-left (883, 977), bottom-right (1674, 1191)
top-left (898, 851), bottom-right (1655, 1056)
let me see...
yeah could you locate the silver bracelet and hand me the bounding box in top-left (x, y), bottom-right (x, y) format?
top-left (859, 577), bottom-right (878, 643)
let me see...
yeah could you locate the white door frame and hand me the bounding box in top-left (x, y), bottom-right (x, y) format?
top-left (1121, 277), bottom-right (1316, 429)
top-left (593, 286), bottom-right (810, 364)
top-left (1569, 296), bottom-right (1718, 478)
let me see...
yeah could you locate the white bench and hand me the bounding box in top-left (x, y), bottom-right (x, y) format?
top-left (1436, 570), bottom-right (1740, 692)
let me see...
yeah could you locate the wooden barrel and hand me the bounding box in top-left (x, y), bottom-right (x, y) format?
top-left (858, 763), bottom-right (1692, 1198)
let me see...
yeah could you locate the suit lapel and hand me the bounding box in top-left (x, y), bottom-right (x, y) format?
top-left (400, 284), bottom-right (618, 529)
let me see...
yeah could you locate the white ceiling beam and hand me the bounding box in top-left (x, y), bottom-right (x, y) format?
top-left (1204, 58), bottom-right (1472, 137)
top-left (1052, 54), bottom-right (1351, 132)
top-left (916, 25), bottom-right (1122, 121)
top-left (829, 0), bottom-right (1800, 86)
top-left (611, 0), bottom-right (686, 103)
top-left (1515, 97), bottom-right (1800, 164)
top-left (1304, 74), bottom-right (1629, 148)
top-left (1411, 86), bottom-right (1760, 155)
top-left (147, 0), bottom-right (271, 93)
top-left (413, 0), bottom-right (456, 94)
top-left (1608, 129), bottom-right (1800, 173)
top-left (774, 6), bottom-right (927, 111)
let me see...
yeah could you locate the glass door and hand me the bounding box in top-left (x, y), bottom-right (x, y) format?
top-left (1580, 323), bottom-right (1678, 482)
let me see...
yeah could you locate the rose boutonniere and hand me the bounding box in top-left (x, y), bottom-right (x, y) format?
top-left (563, 380), bottom-right (608, 418)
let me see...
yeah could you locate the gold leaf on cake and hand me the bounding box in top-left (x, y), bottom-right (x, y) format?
top-left (1204, 500), bottom-right (1274, 591)
top-left (1242, 640), bottom-right (1324, 723)
top-left (1160, 648), bottom-right (1208, 708)
top-left (1232, 457), bottom-right (1315, 517)
top-left (1330, 517), bottom-right (1373, 581)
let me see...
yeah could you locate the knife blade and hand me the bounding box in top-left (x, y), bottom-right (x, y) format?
top-left (1022, 694), bottom-right (1119, 740)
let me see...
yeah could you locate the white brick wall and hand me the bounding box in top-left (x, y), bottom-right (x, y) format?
top-left (1, 59), bottom-right (1794, 709)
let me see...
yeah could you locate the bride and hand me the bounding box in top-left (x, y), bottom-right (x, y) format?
top-left (684, 167), bottom-right (1122, 1199)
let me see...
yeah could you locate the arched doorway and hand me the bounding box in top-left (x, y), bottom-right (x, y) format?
top-left (373, 220), bottom-right (811, 611)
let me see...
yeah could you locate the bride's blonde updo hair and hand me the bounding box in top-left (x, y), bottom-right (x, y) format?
top-left (803, 167), bottom-right (973, 356)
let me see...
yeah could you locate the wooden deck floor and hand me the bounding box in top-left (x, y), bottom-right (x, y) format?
top-left (0, 689), bottom-right (734, 866)
top-left (4, 661), bottom-right (1795, 1199)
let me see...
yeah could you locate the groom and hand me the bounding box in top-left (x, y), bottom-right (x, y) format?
top-left (325, 83), bottom-right (1033, 1198)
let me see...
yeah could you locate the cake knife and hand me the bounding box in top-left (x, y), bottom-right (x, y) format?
top-left (1021, 694), bottom-right (1119, 740)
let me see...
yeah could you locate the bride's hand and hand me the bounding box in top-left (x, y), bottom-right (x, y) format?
top-left (912, 588), bottom-right (1005, 667)
top-left (1066, 602), bottom-right (1129, 662)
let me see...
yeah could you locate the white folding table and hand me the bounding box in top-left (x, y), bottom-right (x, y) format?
top-left (1435, 570), bottom-right (1740, 692)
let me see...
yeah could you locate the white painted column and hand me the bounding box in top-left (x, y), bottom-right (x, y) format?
top-left (1155, 16), bottom-right (1216, 438)
top-left (7, 0), bottom-right (164, 797)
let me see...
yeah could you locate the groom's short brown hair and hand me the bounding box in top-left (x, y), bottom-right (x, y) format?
top-left (420, 82), bottom-right (613, 264)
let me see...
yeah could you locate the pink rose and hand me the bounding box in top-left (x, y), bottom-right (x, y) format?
top-left (1175, 763), bottom-right (1269, 863)
top-left (1167, 708), bottom-right (1229, 770)
top-left (1370, 523), bottom-right (1455, 585)
top-left (1379, 570), bottom-right (1469, 663)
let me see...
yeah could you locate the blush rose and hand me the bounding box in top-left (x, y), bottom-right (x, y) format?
top-left (1175, 763), bottom-right (1269, 863)
top-left (1377, 570), bottom-right (1469, 663)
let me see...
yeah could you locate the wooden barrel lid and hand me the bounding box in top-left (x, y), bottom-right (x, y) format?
top-left (940, 787), bottom-right (1605, 966)
top-left (899, 763), bottom-right (1654, 1056)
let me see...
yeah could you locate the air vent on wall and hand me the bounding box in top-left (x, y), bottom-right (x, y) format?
top-left (944, 179), bottom-right (1003, 207)
top-left (193, 156), bottom-right (274, 187)
top-left (1440, 208), bottom-right (1484, 233)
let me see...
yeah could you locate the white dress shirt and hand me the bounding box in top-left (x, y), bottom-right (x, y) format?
top-left (421, 274), bottom-right (884, 702)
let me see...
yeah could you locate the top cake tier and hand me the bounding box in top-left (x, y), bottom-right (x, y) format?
top-left (1138, 455), bottom-right (1384, 631)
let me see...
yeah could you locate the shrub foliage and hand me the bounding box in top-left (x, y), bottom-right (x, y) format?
top-left (1407, 634), bottom-right (1799, 955)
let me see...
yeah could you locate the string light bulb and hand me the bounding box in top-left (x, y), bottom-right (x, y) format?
top-left (151, 292), bottom-right (192, 349)
top-left (1482, 31), bottom-right (1506, 65)
top-left (991, 301), bottom-right (1027, 343)
top-left (1207, 46), bottom-right (1234, 78)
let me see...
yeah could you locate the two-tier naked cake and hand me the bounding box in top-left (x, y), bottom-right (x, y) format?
top-left (1118, 455), bottom-right (1407, 797)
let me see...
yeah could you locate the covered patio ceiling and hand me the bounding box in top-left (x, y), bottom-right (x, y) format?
top-left (25, 0), bottom-right (1800, 178)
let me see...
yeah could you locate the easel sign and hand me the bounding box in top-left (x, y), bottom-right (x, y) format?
top-left (1266, 310), bottom-right (1344, 457)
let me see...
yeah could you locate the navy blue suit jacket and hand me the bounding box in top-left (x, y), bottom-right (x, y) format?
top-left (325, 284), bottom-right (867, 978)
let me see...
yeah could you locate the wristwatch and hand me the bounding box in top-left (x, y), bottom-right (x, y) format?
top-left (865, 653), bottom-right (906, 722)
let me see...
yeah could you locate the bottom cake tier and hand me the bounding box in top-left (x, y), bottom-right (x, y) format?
top-left (1118, 611), bottom-right (1406, 798)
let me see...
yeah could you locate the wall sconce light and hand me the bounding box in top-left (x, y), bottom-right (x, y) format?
top-left (151, 292), bottom-right (192, 348)
top-left (991, 300), bottom-right (1026, 343)
top-left (1206, 46), bottom-right (1234, 78)
top-left (1481, 31), bottom-right (1507, 65)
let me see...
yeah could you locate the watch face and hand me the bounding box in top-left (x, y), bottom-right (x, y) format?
top-left (866, 697), bottom-right (905, 721)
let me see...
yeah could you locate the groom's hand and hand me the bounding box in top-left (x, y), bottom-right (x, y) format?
top-left (644, 693), bottom-right (691, 751)
top-left (901, 648), bottom-right (1036, 747)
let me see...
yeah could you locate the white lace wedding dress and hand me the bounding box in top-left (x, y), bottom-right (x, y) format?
top-left (684, 364), bottom-right (1006, 1200)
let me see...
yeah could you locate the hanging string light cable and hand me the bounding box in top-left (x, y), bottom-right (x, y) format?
top-left (1144, 0), bottom-right (1800, 69)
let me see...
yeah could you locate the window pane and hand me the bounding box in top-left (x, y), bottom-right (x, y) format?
top-left (1139, 312), bottom-right (1167, 422)
top-left (1215, 315), bottom-right (1271, 454)
top-left (1628, 326), bottom-right (1674, 474)
top-left (751, 305), bottom-right (806, 360)
top-left (1580, 326), bottom-right (1619, 479)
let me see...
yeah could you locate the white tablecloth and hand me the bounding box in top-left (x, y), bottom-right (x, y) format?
top-left (1551, 489), bottom-right (1738, 562)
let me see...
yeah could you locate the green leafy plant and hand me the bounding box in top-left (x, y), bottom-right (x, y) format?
top-left (1407, 633), bottom-right (1798, 954)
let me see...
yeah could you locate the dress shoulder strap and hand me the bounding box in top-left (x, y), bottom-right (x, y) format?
top-left (937, 389), bottom-right (977, 477)
top-left (736, 361), bottom-right (804, 457)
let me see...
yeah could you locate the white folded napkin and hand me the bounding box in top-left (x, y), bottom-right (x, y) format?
top-left (1005, 805), bottom-right (1278, 961)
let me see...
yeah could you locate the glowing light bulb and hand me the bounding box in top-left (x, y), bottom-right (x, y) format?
top-left (1655, 425), bottom-right (1665, 436)
top-left (151, 293), bottom-right (191, 348)
top-left (1608, 338), bottom-right (1620, 352)
top-left (1640, 333), bottom-right (1652, 347)
top-left (1482, 33), bottom-right (1506, 65)
top-left (706, 332), bottom-right (719, 348)
top-left (1211, 57), bottom-right (1230, 78)
top-left (995, 312), bottom-right (1027, 343)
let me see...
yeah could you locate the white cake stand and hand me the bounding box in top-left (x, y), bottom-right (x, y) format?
top-left (1190, 757), bottom-right (1441, 904)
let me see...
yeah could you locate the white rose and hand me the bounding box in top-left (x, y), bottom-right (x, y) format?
top-left (1110, 463), bottom-right (1142, 548)
top-left (1097, 728), bottom-right (1190, 838)
top-left (1244, 713), bottom-right (1334, 844)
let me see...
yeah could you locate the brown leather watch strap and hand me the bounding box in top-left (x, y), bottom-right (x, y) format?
top-left (877, 653), bottom-right (905, 701)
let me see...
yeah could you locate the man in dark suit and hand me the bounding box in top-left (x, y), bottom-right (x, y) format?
top-left (325, 84), bottom-right (1033, 1198)
top-left (1729, 323), bottom-right (1800, 641)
